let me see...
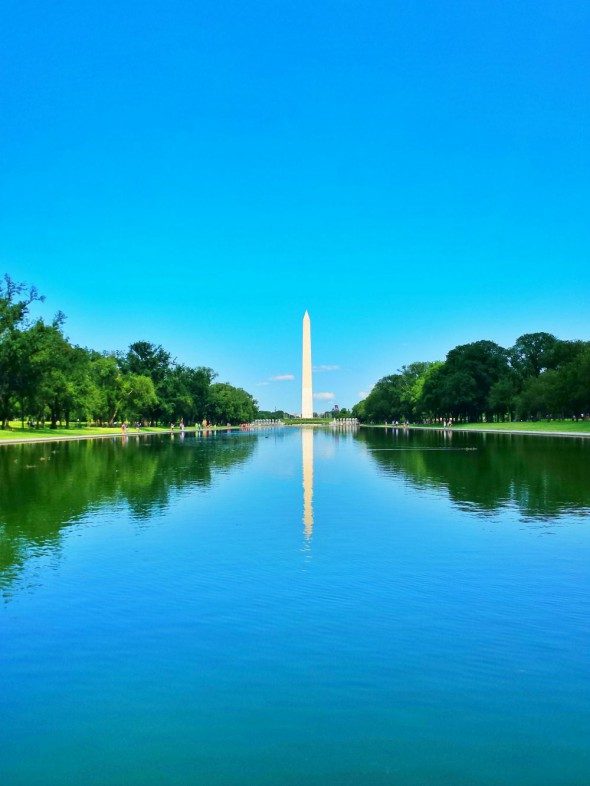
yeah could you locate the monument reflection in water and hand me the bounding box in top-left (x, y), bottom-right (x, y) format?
top-left (301, 426), bottom-right (314, 539)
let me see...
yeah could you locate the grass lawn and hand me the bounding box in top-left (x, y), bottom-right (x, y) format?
top-left (455, 420), bottom-right (590, 433)
top-left (0, 422), bottom-right (245, 442)
top-left (0, 423), bottom-right (172, 441)
top-left (365, 420), bottom-right (590, 434)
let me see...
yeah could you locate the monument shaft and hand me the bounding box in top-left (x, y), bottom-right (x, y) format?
top-left (301, 311), bottom-right (313, 418)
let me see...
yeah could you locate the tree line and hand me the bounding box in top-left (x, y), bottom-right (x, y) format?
top-left (0, 275), bottom-right (257, 428)
top-left (352, 333), bottom-right (590, 424)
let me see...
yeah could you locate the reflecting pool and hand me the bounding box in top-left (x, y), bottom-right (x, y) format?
top-left (1, 427), bottom-right (590, 784)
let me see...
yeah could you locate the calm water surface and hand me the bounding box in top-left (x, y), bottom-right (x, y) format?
top-left (1, 427), bottom-right (589, 785)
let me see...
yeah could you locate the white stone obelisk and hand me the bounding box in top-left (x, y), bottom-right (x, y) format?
top-left (301, 311), bottom-right (313, 418)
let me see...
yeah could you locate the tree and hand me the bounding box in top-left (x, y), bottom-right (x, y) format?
top-left (206, 383), bottom-right (257, 424)
top-left (421, 341), bottom-right (509, 421)
top-left (0, 274), bottom-right (260, 430)
top-left (158, 365), bottom-right (215, 424)
top-left (510, 332), bottom-right (559, 380)
top-left (89, 354), bottom-right (124, 425)
top-left (0, 274), bottom-right (44, 335)
top-left (515, 372), bottom-right (561, 420)
top-left (565, 346), bottom-right (590, 415)
top-left (88, 355), bottom-right (158, 424)
top-left (549, 339), bottom-right (590, 369)
top-left (29, 320), bottom-right (93, 427)
top-left (121, 341), bottom-right (172, 383)
top-left (354, 335), bottom-right (589, 425)
top-left (0, 276), bottom-right (45, 427)
top-left (330, 407), bottom-right (351, 419)
top-left (120, 374), bottom-right (157, 422)
top-left (351, 399), bottom-right (366, 421)
top-left (398, 362), bottom-right (440, 421)
top-left (488, 374), bottom-right (519, 420)
top-left (119, 341), bottom-right (173, 423)
top-left (255, 409), bottom-right (288, 419)
top-left (361, 375), bottom-right (405, 423)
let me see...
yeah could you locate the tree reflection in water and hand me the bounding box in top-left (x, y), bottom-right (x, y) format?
top-left (0, 432), bottom-right (257, 591)
top-left (356, 427), bottom-right (590, 519)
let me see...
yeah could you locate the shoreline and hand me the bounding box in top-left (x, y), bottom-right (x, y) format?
top-left (3, 422), bottom-right (590, 445)
top-left (0, 425), bottom-right (238, 447)
top-left (361, 424), bottom-right (590, 439)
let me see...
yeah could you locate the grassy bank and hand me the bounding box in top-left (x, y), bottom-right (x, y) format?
top-left (455, 420), bottom-right (590, 433)
top-left (0, 423), bottom-right (239, 444)
top-left (365, 420), bottom-right (590, 435)
top-left (0, 424), bottom-right (165, 440)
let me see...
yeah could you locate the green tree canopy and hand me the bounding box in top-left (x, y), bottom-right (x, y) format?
top-left (510, 332), bottom-right (559, 380)
top-left (421, 341), bottom-right (509, 419)
top-left (0, 275), bottom-right (256, 429)
top-left (206, 383), bottom-right (257, 424)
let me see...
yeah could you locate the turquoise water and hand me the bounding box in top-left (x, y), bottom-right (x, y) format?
top-left (1, 427), bottom-right (589, 785)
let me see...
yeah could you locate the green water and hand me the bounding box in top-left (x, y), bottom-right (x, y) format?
top-left (1, 427), bottom-right (589, 784)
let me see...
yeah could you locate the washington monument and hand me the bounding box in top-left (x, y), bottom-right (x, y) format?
top-left (301, 311), bottom-right (313, 418)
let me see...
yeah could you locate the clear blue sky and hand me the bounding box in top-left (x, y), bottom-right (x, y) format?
top-left (1, 1), bottom-right (589, 412)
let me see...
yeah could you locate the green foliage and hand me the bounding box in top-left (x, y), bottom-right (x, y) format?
top-left (89, 354), bottom-right (123, 424)
top-left (351, 399), bottom-right (366, 421)
top-left (158, 365), bottom-right (215, 424)
top-left (0, 276), bottom-right (45, 426)
top-left (121, 341), bottom-right (172, 383)
top-left (354, 335), bottom-right (590, 424)
top-left (421, 341), bottom-right (509, 420)
top-left (329, 407), bottom-right (352, 419)
top-left (362, 375), bottom-right (405, 423)
top-left (206, 383), bottom-right (257, 424)
top-left (516, 343), bottom-right (590, 419)
top-left (0, 275), bottom-right (255, 429)
top-left (255, 409), bottom-right (288, 419)
top-left (487, 373), bottom-right (519, 417)
top-left (510, 332), bottom-right (559, 379)
top-left (359, 362), bottom-right (441, 423)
